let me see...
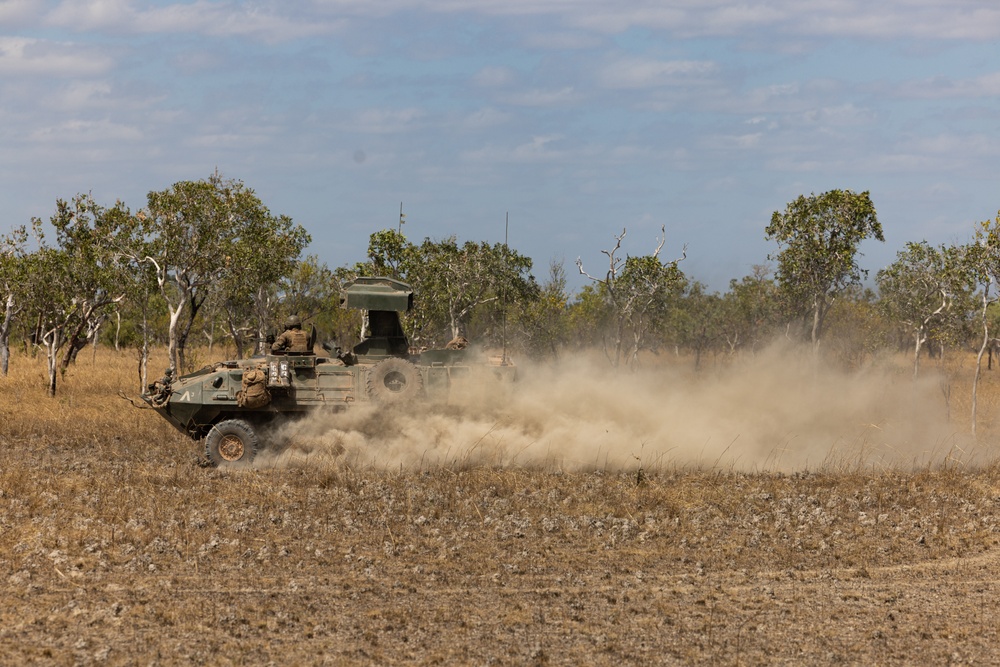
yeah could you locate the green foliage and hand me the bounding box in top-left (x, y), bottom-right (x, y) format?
top-left (876, 241), bottom-right (972, 376)
top-left (766, 189), bottom-right (884, 347)
top-left (361, 229), bottom-right (539, 347)
top-left (667, 281), bottom-right (725, 369)
top-left (822, 287), bottom-right (891, 369)
top-left (718, 266), bottom-right (782, 356)
top-left (576, 227), bottom-right (686, 367)
top-left (0, 224), bottom-right (31, 375)
top-left (141, 173), bottom-right (308, 369)
top-left (20, 195), bottom-right (137, 394)
top-left (506, 260), bottom-right (571, 357)
top-left (964, 211), bottom-right (1000, 435)
top-left (279, 255), bottom-right (358, 348)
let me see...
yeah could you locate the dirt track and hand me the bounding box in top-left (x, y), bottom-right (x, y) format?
top-left (3, 431), bottom-right (1000, 665)
top-left (9, 553), bottom-right (1000, 665)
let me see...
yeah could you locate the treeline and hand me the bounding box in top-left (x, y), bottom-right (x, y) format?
top-left (3, 176), bottom-right (1000, 403)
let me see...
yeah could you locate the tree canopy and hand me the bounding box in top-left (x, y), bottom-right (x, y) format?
top-left (766, 189), bottom-right (883, 348)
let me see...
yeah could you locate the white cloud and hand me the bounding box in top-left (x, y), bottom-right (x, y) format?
top-left (895, 72), bottom-right (1000, 99)
top-left (45, 0), bottom-right (136, 31)
top-left (800, 104), bottom-right (876, 127)
top-left (461, 134), bottom-right (567, 163)
top-left (502, 86), bottom-right (580, 107)
top-left (33, 1), bottom-right (1000, 44)
top-left (351, 107), bottom-right (425, 133)
top-left (597, 56), bottom-right (717, 89)
top-left (704, 132), bottom-right (764, 151)
top-left (55, 80), bottom-right (112, 109)
top-left (27, 118), bottom-right (142, 144)
top-left (0, 37), bottom-right (114, 76)
top-left (0, 0), bottom-right (42, 24)
top-left (906, 132), bottom-right (1000, 158)
top-left (473, 66), bottom-right (517, 88)
top-left (521, 30), bottom-right (605, 50)
top-left (46, 0), bottom-right (343, 41)
top-left (462, 107), bottom-right (510, 129)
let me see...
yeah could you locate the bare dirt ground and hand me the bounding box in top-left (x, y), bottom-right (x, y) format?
top-left (4, 349), bottom-right (1000, 665)
top-left (5, 439), bottom-right (1000, 665)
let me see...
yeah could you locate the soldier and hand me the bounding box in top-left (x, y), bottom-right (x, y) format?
top-left (271, 315), bottom-right (311, 354)
top-left (445, 335), bottom-right (469, 350)
top-left (150, 367), bottom-right (173, 406)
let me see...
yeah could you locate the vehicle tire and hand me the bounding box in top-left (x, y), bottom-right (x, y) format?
top-left (366, 358), bottom-right (423, 403)
top-left (205, 419), bottom-right (259, 467)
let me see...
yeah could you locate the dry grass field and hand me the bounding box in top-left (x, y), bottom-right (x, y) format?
top-left (4, 347), bottom-right (1000, 664)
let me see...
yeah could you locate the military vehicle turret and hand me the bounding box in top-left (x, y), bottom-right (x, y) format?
top-left (141, 277), bottom-right (515, 466)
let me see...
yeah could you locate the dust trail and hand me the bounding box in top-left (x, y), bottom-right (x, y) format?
top-left (255, 344), bottom-right (980, 472)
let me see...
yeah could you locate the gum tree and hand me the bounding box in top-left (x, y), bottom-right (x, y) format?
top-left (577, 226), bottom-right (686, 368)
top-left (51, 195), bottom-right (137, 371)
top-left (0, 224), bottom-right (29, 376)
top-left (965, 212), bottom-right (1000, 437)
top-left (361, 230), bottom-right (538, 347)
top-left (719, 265), bottom-right (781, 356)
top-left (141, 173), bottom-right (307, 371)
top-left (766, 189), bottom-right (883, 350)
top-left (26, 196), bottom-right (135, 395)
top-left (216, 209), bottom-right (310, 358)
top-left (877, 241), bottom-right (971, 378)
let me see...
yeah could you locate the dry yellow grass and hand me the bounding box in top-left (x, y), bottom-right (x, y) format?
top-left (3, 347), bottom-right (1000, 664)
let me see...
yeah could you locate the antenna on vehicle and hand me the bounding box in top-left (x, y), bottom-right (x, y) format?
top-left (398, 202), bottom-right (405, 234)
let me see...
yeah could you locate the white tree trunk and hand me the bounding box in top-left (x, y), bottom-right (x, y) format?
top-left (0, 293), bottom-right (13, 376)
top-left (43, 328), bottom-right (61, 397)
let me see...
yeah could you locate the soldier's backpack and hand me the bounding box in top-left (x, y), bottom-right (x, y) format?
top-left (237, 368), bottom-right (270, 408)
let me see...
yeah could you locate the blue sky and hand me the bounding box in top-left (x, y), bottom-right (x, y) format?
top-left (2, 1), bottom-right (999, 293)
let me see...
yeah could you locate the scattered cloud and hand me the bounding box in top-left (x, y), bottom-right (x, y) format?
top-left (351, 108), bottom-right (426, 134)
top-left (1, 1), bottom-right (998, 290)
top-left (0, 0), bottom-right (41, 25)
top-left (472, 66), bottom-right (517, 88)
top-left (27, 118), bottom-right (142, 144)
top-left (501, 86), bottom-right (581, 107)
top-left (461, 107), bottom-right (510, 130)
top-left (894, 72), bottom-right (1000, 99)
top-left (597, 57), bottom-right (718, 90)
top-left (0, 37), bottom-right (114, 76)
top-left (461, 134), bottom-right (568, 163)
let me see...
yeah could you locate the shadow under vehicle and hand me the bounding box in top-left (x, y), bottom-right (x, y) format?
top-left (141, 277), bottom-right (515, 466)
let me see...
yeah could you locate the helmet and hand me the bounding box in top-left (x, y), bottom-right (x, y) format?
top-left (164, 367), bottom-right (173, 375)
top-left (285, 315), bottom-right (302, 329)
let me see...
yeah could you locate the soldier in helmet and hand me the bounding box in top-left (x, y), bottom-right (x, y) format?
top-left (271, 315), bottom-right (311, 354)
top-left (150, 367), bottom-right (174, 406)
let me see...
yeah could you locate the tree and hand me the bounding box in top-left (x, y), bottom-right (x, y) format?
top-left (670, 281), bottom-right (725, 370)
top-left (50, 195), bottom-right (137, 371)
top-left (765, 190), bottom-right (883, 349)
top-left (280, 256), bottom-right (354, 347)
top-left (361, 230), bottom-right (538, 347)
top-left (216, 209), bottom-right (310, 358)
top-left (877, 241), bottom-right (970, 378)
top-left (822, 286), bottom-right (890, 369)
top-left (141, 173), bottom-right (308, 371)
top-left (364, 229), bottom-right (409, 280)
top-left (719, 265), bottom-right (781, 356)
top-left (0, 224), bottom-right (30, 376)
top-left (118, 251), bottom-right (164, 392)
top-left (964, 212), bottom-right (1000, 437)
top-left (576, 226), bottom-right (686, 367)
top-left (507, 260), bottom-right (571, 357)
top-left (25, 196), bottom-right (134, 396)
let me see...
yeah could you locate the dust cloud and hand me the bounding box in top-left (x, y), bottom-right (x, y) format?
top-left (257, 344), bottom-right (978, 473)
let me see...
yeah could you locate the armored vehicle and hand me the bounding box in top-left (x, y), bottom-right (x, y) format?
top-left (141, 277), bottom-right (515, 466)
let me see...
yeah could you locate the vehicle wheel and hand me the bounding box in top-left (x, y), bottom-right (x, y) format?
top-left (205, 419), bottom-right (259, 467)
top-left (366, 358), bottom-right (423, 403)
